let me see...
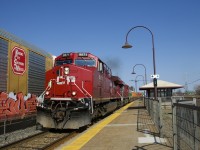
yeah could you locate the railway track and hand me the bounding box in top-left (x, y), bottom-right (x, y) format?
top-left (0, 130), bottom-right (78, 150)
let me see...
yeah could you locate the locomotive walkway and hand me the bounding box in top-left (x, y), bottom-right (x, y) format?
top-left (56, 99), bottom-right (172, 150)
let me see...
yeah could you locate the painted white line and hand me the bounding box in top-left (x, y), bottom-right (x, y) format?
top-left (138, 137), bottom-right (167, 144)
top-left (138, 129), bottom-right (166, 144)
top-left (143, 129), bottom-right (152, 137)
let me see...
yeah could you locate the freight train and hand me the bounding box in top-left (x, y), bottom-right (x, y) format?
top-left (36, 52), bottom-right (130, 129)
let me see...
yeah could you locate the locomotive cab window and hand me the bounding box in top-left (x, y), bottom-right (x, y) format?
top-left (103, 64), bottom-right (112, 78)
top-left (75, 59), bottom-right (96, 67)
top-left (98, 61), bottom-right (103, 73)
top-left (55, 59), bottom-right (73, 66)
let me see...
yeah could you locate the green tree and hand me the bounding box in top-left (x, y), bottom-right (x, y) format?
top-left (194, 84), bottom-right (200, 95)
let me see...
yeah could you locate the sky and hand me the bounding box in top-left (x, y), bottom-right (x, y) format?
top-left (1, 0), bottom-right (200, 91)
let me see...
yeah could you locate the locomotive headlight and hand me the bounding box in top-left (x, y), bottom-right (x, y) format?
top-left (64, 67), bottom-right (69, 74)
top-left (71, 91), bottom-right (77, 96)
top-left (45, 91), bottom-right (50, 95)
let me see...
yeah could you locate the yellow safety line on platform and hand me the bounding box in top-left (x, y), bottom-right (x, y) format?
top-left (62, 101), bottom-right (135, 150)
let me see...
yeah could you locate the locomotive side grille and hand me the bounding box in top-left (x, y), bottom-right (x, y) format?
top-left (28, 51), bottom-right (45, 95)
top-left (0, 38), bottom-right (8, 92)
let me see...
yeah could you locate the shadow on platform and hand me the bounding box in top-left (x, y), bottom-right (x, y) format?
top-left (127, 106), bottom-right (146, 110)
top-left (133, 100), bottom-right (173, 150)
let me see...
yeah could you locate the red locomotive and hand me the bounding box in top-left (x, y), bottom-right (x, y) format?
top-left (37, 52), bottom-right (130, 129)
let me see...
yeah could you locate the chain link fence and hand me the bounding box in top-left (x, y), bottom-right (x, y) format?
top-left (172, 97), bottom-right (200, 150)
top-left (145, 96), bottom-right (200, 150)
top-left (145, 97), bottom-right (173, 147)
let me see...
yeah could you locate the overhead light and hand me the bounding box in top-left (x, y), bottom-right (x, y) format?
top-left (122, 42), bottom-right (133, 49)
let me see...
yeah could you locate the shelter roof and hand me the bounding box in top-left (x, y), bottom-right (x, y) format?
top-left (139, 80), bottom-right (183, 90)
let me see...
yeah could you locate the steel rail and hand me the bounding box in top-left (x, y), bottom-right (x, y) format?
top-left (0, 130), bottom-right (78, 150)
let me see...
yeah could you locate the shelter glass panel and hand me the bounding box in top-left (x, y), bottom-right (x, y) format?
top-left (150, 89), bottom-right (154, 97)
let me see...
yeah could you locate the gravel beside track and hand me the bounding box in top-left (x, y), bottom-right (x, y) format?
top-left (0, 128), bottom-right (77, 150)
top-left (0, 126), bottom-right (43, 148)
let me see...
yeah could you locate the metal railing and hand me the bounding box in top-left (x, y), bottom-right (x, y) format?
top-left (0, 115), bottom-right (36, 137)
top-left (172, 97), bottom-right (200, 150)
top-left (145, 97), bottom-right (162, 136)
top-left (145, 96), bottom-right (200, 149)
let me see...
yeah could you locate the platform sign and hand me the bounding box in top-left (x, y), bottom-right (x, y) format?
top-left (151, 74), bottom-right (159, 79)
top-left (11, 46), bottom-right (26, 75)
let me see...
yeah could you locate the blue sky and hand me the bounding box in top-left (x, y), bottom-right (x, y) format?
top-left (1, 0), bottom-right (200, 91)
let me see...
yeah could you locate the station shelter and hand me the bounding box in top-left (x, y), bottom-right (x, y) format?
top-left (139, 80), bottom-right (183, 98)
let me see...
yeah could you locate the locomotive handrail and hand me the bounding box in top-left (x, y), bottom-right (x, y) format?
top-left (117, 92), bottom-right (123, 102)
top-left (73, 81), bottom-right (93, 114)
top-left (73, 82), bottom-right (87, 96)
top-left (82, 81), bottom-right (94, 114)
top-left (37, 80), bottom-right (54, 105)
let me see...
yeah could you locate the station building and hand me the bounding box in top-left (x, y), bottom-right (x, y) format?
top-left (139, 80), bottom-right (183, 98)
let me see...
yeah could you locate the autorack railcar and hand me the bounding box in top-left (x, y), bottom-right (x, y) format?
top-left (0, 29), bottom-right (53, 95)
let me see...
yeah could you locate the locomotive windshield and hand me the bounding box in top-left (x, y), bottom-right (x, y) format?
top-left (75, 59), bottom-right (96, 67)
top-left (55, 59), bottom-right (72, 66)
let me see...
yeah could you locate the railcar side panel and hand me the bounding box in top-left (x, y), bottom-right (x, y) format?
top-left (0, 29), bottom-right (53, 95)
top-left (8, 42), bottom-right (28, 94)
top-left (0, 37), bottom-right (8, 92)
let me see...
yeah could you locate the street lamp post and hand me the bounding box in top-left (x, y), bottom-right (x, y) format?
top-left (132, 64), bottom-right (147, 85)
top-left (135, 75), bottom-right (145, 92)
top-left (122, 25), bottom-right (158, 100)
top-left (135, 80), bottom-right (137, 93)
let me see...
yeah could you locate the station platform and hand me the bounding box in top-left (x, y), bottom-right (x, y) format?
top-left (57, 99), bottom-right (173, 150)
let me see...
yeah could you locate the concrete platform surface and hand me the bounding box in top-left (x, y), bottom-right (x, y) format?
top-left (57, 99), bottom-right (173, 150)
